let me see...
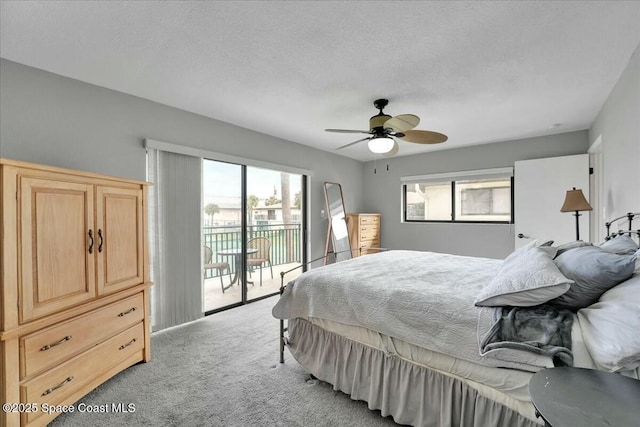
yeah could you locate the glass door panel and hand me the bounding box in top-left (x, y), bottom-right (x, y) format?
top-left (246, 167), bottom-right (304, 301)
top-left (203, 160), bottom-right (243, 312)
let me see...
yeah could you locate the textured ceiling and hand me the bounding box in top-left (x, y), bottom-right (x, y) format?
top-left (1, 1), bottom-right (639, 161)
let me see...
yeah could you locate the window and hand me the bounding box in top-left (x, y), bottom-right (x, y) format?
top-left (405, 181), bottom-right (451, 221)
top-left (402, 168), bottom-right (513, 223)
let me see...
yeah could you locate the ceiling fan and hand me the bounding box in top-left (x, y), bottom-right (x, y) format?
top-left (326, 99), bottom-right (448, 156)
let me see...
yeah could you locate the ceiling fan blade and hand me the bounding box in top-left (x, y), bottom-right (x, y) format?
top-left (401, 130), bottom-right (448, 144)
top-left (325, 129), bottom-right (370, 134)
top-left (337, 136), bottom-right (371, 150)
top-left (384, 140), bottom-right (400, 157)
top-left (383, 114), bottom-right (420, 132)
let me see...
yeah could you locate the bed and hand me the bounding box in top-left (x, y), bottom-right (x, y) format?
top-left (272, 213), bottom-right (640, 427)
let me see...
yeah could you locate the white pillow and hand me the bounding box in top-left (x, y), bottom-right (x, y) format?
top-left (506, 239), bottom-right (538, 261)
top-left (475, 247), bottom-right (572, 307)
top-left (577, 273), bottom-right (640, 372)
top-left (506, 239), bottom-right (557, 261)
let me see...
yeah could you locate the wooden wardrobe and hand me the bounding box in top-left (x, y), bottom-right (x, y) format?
top-left (0, 158), bottom-right (152, 427)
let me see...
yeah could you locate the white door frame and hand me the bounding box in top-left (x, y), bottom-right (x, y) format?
top-left (514, 154), bottom-right (590, 248)
top-left (589, 135), bottom-right (604, 243)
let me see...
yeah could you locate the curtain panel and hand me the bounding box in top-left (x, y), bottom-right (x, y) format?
top-left (147, 148), bottom-right (203, 331)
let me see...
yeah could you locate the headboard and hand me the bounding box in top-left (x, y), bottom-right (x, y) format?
top-left (605, 212), bottom-right (640, 243)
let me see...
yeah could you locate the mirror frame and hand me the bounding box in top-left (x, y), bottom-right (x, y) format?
top-left (323, 182), bottom-right (352, 262)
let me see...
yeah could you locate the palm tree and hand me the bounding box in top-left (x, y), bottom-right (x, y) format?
top-left (204, 203), bottom-right (220, 226)
top-left (247, 194), bottom-right (259, 226)
top-left (294, 191), bottom-right (301, 209)
top-left (281, 173), bottom-right (295, 262)
top-left (265, 185), bottom-right (280, 206)
top-left (281, 173), bottom-right (291, 224)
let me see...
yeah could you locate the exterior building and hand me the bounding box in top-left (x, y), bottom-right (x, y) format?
top-left (204, 201), bottom-right (301, 228)
top-left (252, 203), bottom-right (302, 226)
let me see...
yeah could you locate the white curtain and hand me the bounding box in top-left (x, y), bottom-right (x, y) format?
top-left (147, 148), bottom-right (203, 331)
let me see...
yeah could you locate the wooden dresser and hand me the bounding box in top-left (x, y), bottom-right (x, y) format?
top-left (0, 159), bottom-right (152, 427)
top-left (346, 213), bottom-right (381, 257)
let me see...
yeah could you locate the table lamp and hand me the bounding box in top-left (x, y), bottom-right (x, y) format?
top-left (560, 187), bottom-right (592, 241)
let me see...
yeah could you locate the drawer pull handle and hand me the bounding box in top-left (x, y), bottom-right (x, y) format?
top-left (40, 335), bottom-right (72, 351)
top-left (98, 229), bottom-right (104, 253)
top-left (118, 307), bottom-right (136, 317)
top-left (88, 230), bottom-right (94, 254)
top-left (41, 376), bottom-right (73, 396)
top-left (119, 338), bottom-right (137, 350)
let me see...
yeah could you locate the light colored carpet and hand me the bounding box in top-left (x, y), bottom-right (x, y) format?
top-left (50, 296), bottom-right (398, 426)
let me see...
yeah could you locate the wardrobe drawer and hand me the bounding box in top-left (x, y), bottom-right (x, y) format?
top-left (359, 215), bottom-right (380, 225)
top-left (21, 322), bottom-right (144, 425)
top-left (357, 239), bottom-right (380, 255)
top-left (359, 227), bottom-right (379, 241)
top-left (21, 293), bottom-right (144, 379)
top-left (359, 239), bottom-right (379, 249)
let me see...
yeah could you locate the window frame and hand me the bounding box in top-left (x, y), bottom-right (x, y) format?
top-left (402, 174), bottom-right (514, 224)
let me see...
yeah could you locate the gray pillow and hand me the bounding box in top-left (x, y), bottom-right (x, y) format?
top-left (554, 240), bottom-right (593, 258)
top-left (551, 246), bottom-right (635, 310)
top-left (599, 236), bottom-right (639, 255)
top-left (475, 247), bottom-right (572, 307)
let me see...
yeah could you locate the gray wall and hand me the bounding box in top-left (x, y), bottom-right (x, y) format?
top-left (0, 59), bottom-right (364, 261)
top-left (362, 132), bottom-right (590, 259)
top-left (589, 43), bottom-right (640, 221)
top-left (4, 49), bottom-right (635, 263)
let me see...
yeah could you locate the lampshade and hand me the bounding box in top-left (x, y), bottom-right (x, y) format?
top-left (368, 137), bottom-right (395, 154)
top-left (560, 188), bottom-right (592, 212)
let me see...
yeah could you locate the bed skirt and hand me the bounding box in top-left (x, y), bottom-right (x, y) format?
top-left (287, 319), bottom-right (541, 427)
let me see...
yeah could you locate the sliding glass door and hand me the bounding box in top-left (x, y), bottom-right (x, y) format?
top-left (245, 167), bottom-right (304, 302)
top-left (203, 160), bottom-right (305, 313)
top-left (202, 160), bottom-right (243, 311)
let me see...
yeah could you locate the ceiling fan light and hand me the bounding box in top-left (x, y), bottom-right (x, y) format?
top-left (368, 137), bottom-right (394, 154)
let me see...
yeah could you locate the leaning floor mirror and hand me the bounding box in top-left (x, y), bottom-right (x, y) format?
top-left (324, 182), bottom-right (352, 263)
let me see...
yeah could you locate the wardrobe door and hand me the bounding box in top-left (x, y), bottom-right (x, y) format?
top-left (19, 176), bottom-right (96, 322)
top-left (95, 185), bottom-right (144, 295)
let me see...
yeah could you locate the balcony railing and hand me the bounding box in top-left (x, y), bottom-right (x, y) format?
top-left (203, 223), bottom-right (302, 278)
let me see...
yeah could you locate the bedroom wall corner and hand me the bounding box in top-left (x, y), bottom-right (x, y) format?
top-left (589, 42), bottom-right (640, 222)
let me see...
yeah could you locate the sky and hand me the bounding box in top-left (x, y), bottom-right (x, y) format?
top-left (203, 159), bottom-right (302, 207)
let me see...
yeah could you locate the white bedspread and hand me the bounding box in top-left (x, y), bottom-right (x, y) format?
top-left (273, 250), bottom-right (554, 371)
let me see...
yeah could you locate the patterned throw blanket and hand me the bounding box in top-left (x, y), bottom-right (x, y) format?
top-left (479, 305), bottom-right (574, 366)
